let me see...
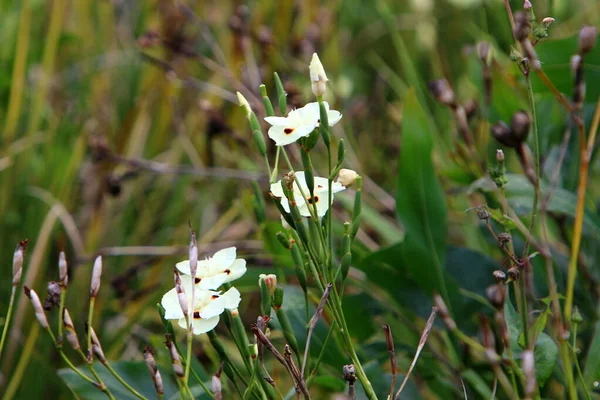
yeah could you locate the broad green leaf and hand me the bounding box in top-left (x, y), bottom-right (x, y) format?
top-left (584, 319), bottom-right (600, 387)
top-left (534, 333), bottom-right (558, 387)
top-left (396, 89), bottom-right (450, 302)
top-left (58, 361), bottom-right (186, 400)
top-left (533, 33), bottom-right (600, 101)
top-left (504, 174), bottom-right (600, 238)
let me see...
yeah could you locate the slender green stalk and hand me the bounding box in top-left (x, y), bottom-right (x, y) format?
top-left (184, 314), bottom-right (193, 383)
top-left (0, 287), bottom-right (18, 358)
top-left (104, 362), bottom-right (147, 400)
top-left (57, 287), bottom-right (66, 348)
top-left (86, 297), bottom-right (96, 358)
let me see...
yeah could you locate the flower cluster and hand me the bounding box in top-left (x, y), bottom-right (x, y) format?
top-left (161, 247), bottom-right (246, 334)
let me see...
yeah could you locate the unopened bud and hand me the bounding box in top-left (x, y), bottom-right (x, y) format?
top-left (477, 41), bottom-right (492, 66)
top-left (276, 231), bottom-right (291, 249)
top-left (90, 256), bottom-right (102, 297)
top-left (24, 286), bottom-right (48, 329)
top-left (212, 373), bottom-right (222, 400)
top-left (496, 149), bottom-right (505, 161)
top-left (509, 46), bottom-right (523, 62)
top-left (309, 53), bottom-right (328, 97)
top-left (523, 0), bottom-right (532, 9)
top-left (578, 26), bottom-right (597, 55)
top-left (273, 287), bottom-right (284, 310)
top-left (236, 92), bottom-right (252, 119)
top-left (174, 271), bottom-right (189, 317)
top-left (342, 364), bottom-right (357, 384)
top-left (571, 306), bottom-right (584, 324)
top-left (282, 172), bottom-right (295, 197)
top-left (189, 229), bottom-right (198, 278)
top-left (493, 270), bottom-right (507, 283)
top-left (497, 232), bottom-right (512, 245)
top-left (13, 242), bottom-right (25, 286)
top-left (337, 169), bottom-right (359, 187)
top-left (542, 17), bottom-right (555, 27)
top-left (259, 274), bottom-right (277, 296)
top-left (144, 346), bottom-right (164, 396)
top-left (486, 284), bottom-right (506, 309)
top-left (511, 111), bottom-right (530, 142)
top-left (477, 207), bottom-right (491, 221)
top-left (63, 309), bottom-right (80, 351)
top-left (58, 251), bottom-right (68, 287)
top-left (513, 12), bottom-right (531, 41)
top-left (165, 334), bottom-right (184, 377)
top-left (428, 78), bottom-right (456, 106)
top-left (90, 327), bottom-right (106, 363)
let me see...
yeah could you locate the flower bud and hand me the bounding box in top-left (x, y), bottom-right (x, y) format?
top-left (165, 334), bottom-right (184, 377)
top-left (89, 327), bottom-right (107, 363)
top-left (24, 286), bottom-right (48, 329)
top-left (477, 41), bottom-right (492, 66)
top-left (496, 149), bottom-right (505, 161)
top-left (571, 306), bottom-right (584, 324)
top-left (13, 242), bottom-right (25, 287)
top-left (63, 309), bottom-right (80, 351)
top-left (510, 110), bottom-right (530, 142)
top-left (90, 256), bottom-right (102, 297)
top-left (276, 231), bottom-right (292, 249)
top-left (523, 0), bottom-right (532, 9)
top-left (309, 53), bottom-right (328, 97)
top-left (509, 46), bottom-right (523, 62)
top-left (578, 26), bottom-right (597, 55)
top-left (497, 232), bottom-right (512, 245)
top-left (337, 169), bottom-right (359, 187)
top-left (342, 364), bottom-right (357, 384)
top-left (428, 78), bottom-right (455, 106)
top-left (189, 229), bottom-right (198, 278)
top-left (476, 207), bottom-right (491, 221)
top-left (542, 17), bottom-right (555, 27)
top-left (273, 287), bottom-right (284, 310)
top-left (259, 274), bottom-right (277, 296)
top-left (144, 346), bottom-right (164, 396)
top-left (174, 270), bottom-right (189, 317)
top-left (58, 251), bottom-right (68, 287)
top-left (236, 91), bottom-right (252, 119)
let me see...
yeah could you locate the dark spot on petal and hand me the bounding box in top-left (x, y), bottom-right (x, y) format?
top-left (195, 277), bottom-right (201, 284)
top-left (193, 311), bottom-right (201, 319)
top-left (284, 128), bottom-right (294, 135)
top-left (317, 119), bottom-right (321, 124)
top-left (212, 295), bottom-right (219, 299)
top-left (317, 185), bottom-right (323, 188)
top-left (224, 269), bottom-right (231, 275)
top-left (307, 196), bottom-right (320, 204)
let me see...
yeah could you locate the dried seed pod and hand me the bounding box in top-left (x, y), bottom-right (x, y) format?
top-left (510, 111), bottom-right (530, 143)
top-left (433, 294), bottom-right (456, 331)
top-left (342, 364), bottom-right (357, 384)
top-left (144, 346), bottom-right (164, 396)
top-left (476, 207), bottom-right (491, 221)
top-left (44, 281), bottom-right (62, 311)
top-left (477, 41), bottom-right (492, 66)
top-left (492, 121), bottom-right (520, 148)
top-left (90, 327), bottom-right (107, 364)
top-left (507, 267), bottom-right (520, 282)
top-left (174, 270), bottom-right (188, 317)
top-left (428, 79), bottom-right (456, 107)
top-left (58, 251), bottom-right (68, 287)
top-left (63, 309), bottom-right (81, 351)
top-left (165, 334), bottom-right (184, 377)
top-left (486, 284), bottom-right (506, 309)
top-left (24, 286), bottom-right (49, 329)
top-left (493, 270), bottom-right (507, 283)
top-left (497, 232), bottom-right (512, 245)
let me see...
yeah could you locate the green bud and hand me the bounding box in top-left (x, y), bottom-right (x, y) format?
top-left (251, 181), bottom-right (266, 224)
top-left (509, 46), bottom-right (522, 62)
top-left (275, 307), bottom-right (299, 355)
top-left (291, 242), bottom-right (308, 292)
top-left (533, 24), bottom-right (548, 40)
top-left (273, 72), bottom-right (287, 115)
top-left (302, 127), bottom-right (320, 152)
top-left (260, 84), bottom-right (275, 117)
top-left (300, 150), bottom-right (315, 195)
top-left (259, 279), bottom-right (272, 315)
top-left (273, 287), bottom-right (284, 310)
top-left (276, 231), bottom-right (291, 249)
top-left (337, 139), bottom-right (345, 164)
top-left (289, 203), bottom-right (309, 245)
top-left (341, 252), bottom-right (352, 280)
top-left (351, 176), bottom-right (363, 239)
top-left (318, 101), bottom-right (331, 148)
top-left (571, 306), bottom-right (584, 324)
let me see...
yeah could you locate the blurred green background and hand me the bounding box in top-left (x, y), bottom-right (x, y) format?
top-left (1, 0), bottom-right (599, 398)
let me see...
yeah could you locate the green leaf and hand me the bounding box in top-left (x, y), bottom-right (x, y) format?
top-left (534, 333), bottom-right (559, 387)
top-left (584, 319), bottom-right (600, 387)
top-left (488, 208), bottom-right (517, 230)
top-left (58, 361), bottom-right (184, 400)
top-left (533, 33), bottom-right (600, 102)
top-left (504, 174), bottom-right (600, 238)
top-left (396, 88), bottom-right (450, 302)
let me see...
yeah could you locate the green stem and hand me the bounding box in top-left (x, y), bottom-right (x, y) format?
top-left (57, 286), bottom-right (66, 348)
top-left (0, 287), bottom-right (18, 358)
top-left (517, 278), bottom-right (530, 349)
top-left (184, 314), bottom-right (193, 383)
top-left (105, 362), bottom-right (147, 400)
top-left (86, 297), bottom-right (96, 357)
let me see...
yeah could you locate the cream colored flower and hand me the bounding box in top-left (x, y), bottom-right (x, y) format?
top-left (264, 102), bottom-right (342, 147)
top-left (309, 53), bottom-right (328, 96)
top-left (161, 275), bottom-right (241, 335)
top-left (175, 247), bottom-right (246, 290)
top-left (270, 171), bottom-right (345, 217)
top-left (337, 169), bottom-right (359, 187)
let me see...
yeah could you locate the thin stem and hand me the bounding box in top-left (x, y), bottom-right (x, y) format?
top-left (185, 312), bottom-right (193, 384)
top-left (0, 287), bottom-right (17, 358)
top-left (57, 286), bottom-right (66, 347)
top-left (104, 362), bottom-right (147, 400)
top-left (570, 324), bottom-right (592, 400)
top-left (86, 297), bottom-right (96, 359)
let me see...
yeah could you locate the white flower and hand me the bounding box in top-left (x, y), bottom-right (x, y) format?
top-left (175, 247), bottom-right (246, 291)
top-left (309, 53), bottom-right (328, 96)
top-left (264, 102), bottom-right (342, 147)
top-left (258, 274), bottom-right (277, 295)
top-left (161, 275), bottom-right (241, 334)
top-left (337, 169), bottom-right (359, 187)
top-left (270, 171), bottom-right (345, 217)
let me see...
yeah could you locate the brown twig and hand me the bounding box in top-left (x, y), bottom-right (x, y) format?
top-left (301, 283), bottom-right (332, 378)
top-left (382, 324), bottom-right (397, 399)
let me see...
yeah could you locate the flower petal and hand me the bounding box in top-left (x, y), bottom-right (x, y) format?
top-left (264, 116), bottom-right (289, 126)
top-left (270, 181), bottom-right (284, 198)
top-left (196, 274), bottom-right (229, 291)
top-left (161, 287), bottom-right (185, 320)
top-left (175, 260), bottom-right (191, 275)
top-left (177, 315), bottom-right (220, 335)
top-left (327, 110), bottom-right (342, 126)
top-left (268, 124), bottom-right (316, 147)
top-left (199, 287), bottom-right (241, 319)
top-left (210, 247), bottom-right (237, 269)
top-left (226, 259), bottom-right (247, 282)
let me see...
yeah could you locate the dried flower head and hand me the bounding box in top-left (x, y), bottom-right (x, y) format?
top-left (493, 270), bottom-right (507, 283)
top-left (486, 284), bottom-right (506, 309)
top-left (510, 111), bottom-right (530, 142)
top-left (58, 251), bottom-right (68, 287)
top-left (44, 281), bottom-right (62, 311)
top-left (12, 242), bottom-right (25, 287)
top-left (24, 286), bottom-right (49, 329)
top-left (428, 78), bottom-right (456, 106)
top-left (90, 256), bottom-right (103, 297)
top-left (342, 364), bottom-right (357, 384)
